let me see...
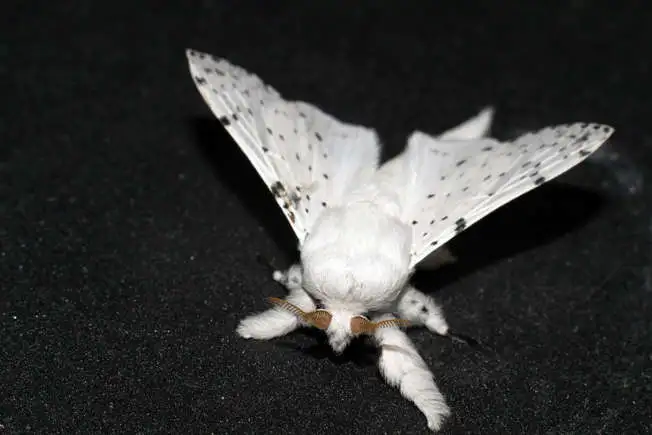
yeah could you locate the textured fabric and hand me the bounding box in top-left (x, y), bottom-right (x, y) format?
top-left (2, 2), bottom-right (651, 433)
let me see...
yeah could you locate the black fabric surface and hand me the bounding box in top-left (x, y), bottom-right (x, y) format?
top-left (2, 2), bottom-right (652, 434)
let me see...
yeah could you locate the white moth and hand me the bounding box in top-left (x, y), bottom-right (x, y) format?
top-left (186, 49), bottom-right (615, 432)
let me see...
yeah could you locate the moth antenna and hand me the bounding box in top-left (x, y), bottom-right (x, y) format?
top-left (350, 316), bottom-right (372, 335)
top-left (304, 310), bottom-right (333, 330)
top-left (373, 318), bottom-right (411, 330)
top-left (267, 297), bottom-right (306, 317)
top-left (351, 317), bottom-right (411, 335)
top-left (267, 297), bottom-right (332, 330)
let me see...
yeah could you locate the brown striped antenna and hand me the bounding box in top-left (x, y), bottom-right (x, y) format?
top-left (350, 316), bottom-right (411, 335)
top-left (267, 297), bottom-right (410, 335)
top-left (267, 297), bottom-right (333, 330)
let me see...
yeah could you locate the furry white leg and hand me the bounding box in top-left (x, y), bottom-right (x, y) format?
top-left (396, 286), bottom-right (449, 336)
top-left (236, 264), bottom-right (315, 340)
top-left (373, 314), bottom-right (450, 432)
top-left (271, 263), bottom-right (303, 289)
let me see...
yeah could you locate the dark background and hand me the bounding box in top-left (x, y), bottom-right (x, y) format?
top-left (2, 2), bottom-right (651, 434)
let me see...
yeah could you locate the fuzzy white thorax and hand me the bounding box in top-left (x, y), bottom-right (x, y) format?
top-left (300, 202), bottom-right (412, 317)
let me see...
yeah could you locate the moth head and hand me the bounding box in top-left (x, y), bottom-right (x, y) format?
top-left (267, 297), bottom-right (410, 353)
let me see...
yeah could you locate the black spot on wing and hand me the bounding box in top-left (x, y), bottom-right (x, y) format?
top-left (455, 218), bottom-right (467, 234)
top-left (270, 181), bottom-right (286, 198)
top-left (218, 116), bottom-right (230, 126)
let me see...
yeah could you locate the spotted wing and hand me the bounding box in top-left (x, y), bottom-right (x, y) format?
top-left (381, 123), bottom-right (615, 268)
top-left (187, 49), bottom-right (380, 243)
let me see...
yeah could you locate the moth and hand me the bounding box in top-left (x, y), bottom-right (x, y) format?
top-left (186, 49), bottom-right (614, 432)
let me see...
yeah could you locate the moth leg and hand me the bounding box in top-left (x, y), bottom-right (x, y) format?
top-left (373, 313), bottom-right (450, 432)
top-left (396, 286), bottom-right (449, 336)
top-left (271, 263), bottom-right (303, 290)
top-left (236, 265), bottom-right (314, 340)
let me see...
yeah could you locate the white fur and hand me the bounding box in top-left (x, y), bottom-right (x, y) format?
top-left (373, 313), bottom-right (450, 431)
top-left (396, 286), bottom-right (449, 336)
top-left (301, 203), bottom-right (412, 312)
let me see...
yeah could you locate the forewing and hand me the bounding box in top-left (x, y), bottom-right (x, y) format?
top-left (385, 123), bottom-right (614, 268)
top-left (187, 49), bottom-right (380, 243)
